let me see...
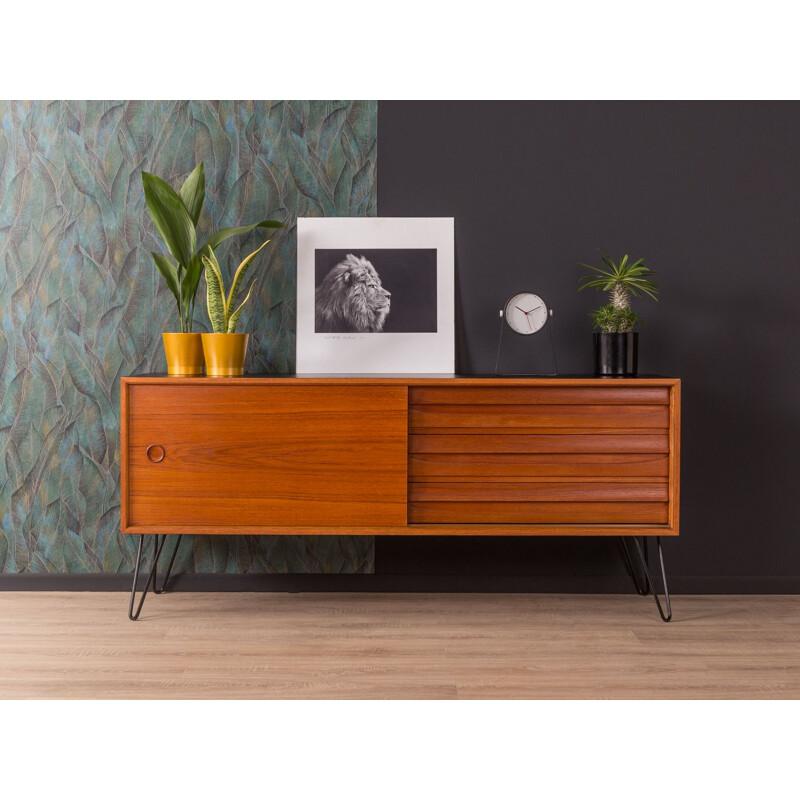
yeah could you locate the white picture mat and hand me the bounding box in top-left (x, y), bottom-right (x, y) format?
top-left (296, 217), bottom-right (455, 373)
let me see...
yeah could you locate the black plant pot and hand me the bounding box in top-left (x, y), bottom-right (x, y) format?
top-left (594, 332), bottom-right (638, 376)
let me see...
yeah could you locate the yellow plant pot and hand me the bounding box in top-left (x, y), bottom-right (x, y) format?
top-left (162, 333), bottom-right (204, 376)
top-left (201, 333), bottom-right (250, 377)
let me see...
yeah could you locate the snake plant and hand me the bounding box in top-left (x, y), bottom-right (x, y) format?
top-left (142, 163), bottom-right (284, 333)
top-left (202, 241), bottom-right (270, 334)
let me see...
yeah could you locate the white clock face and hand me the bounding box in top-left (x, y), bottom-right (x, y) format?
top-left (504, 292), bottom-right (548, 335)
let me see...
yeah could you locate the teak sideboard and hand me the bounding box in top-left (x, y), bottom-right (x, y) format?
top-left (120, 375), bottom-right (680, 620)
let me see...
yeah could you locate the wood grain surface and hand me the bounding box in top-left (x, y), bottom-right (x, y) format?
top-left (128, 383), bottom-right (410, 414)
top-left (123, 375), bottom-right (679, 387)
top-left (121, 524), bottom-right (676, 537)
top-left (410, 404), bottom-right (669, 429)
top-left (124, 384), bottom-right (408, 529)
top-left (2, 592), bottom-right (796, 699)
top-left (409, 434), bottom-right (670, 453)
top-left (409, 501), bottom-right (669, 524)
top-left (669, 381), bottom-right (681, 533)
top-left (410, 386), bottom-right (670, 404)
top-left (409, 453), bottom-right (671, 478)
top-left (409, 481), bottom-right (669, 502)
top-left (120, 377), bottom-right (680, 537)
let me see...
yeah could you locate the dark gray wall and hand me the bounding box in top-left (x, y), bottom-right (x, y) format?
top-left (376, 101), bottom-right (800, 591)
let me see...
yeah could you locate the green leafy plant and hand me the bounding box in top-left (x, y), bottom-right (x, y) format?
top-left (202, 241), bottom-right (270, 334)
top-left (578, 251), bottom-right (659, 332)
top-left (589, 303), bottom-right (640, 333)
top-left (142, 163), bottom-right (284, 333)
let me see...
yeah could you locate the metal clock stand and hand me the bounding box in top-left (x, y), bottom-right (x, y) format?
top-left (494, 308), bottom-right (559, 376)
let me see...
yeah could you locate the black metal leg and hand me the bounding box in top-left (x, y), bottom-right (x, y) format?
top-left (128, 534), bottom-right (169, 621)
top-left (641, 536), bottom-right (652, 595)
top-left (625, 536), bottom-right (673, 623)
top-left (154, 535), bottom-right (183, 594)
top-left (619, 537), bottom-right (649, 596)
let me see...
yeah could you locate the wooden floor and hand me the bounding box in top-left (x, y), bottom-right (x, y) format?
top-left (1, 592), bottom-right (798, 699)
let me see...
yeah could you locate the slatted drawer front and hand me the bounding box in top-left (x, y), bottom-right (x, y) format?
top-left (408, 386), bottom-right (671, 526)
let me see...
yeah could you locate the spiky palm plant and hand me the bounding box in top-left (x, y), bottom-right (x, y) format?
top-left (589, 303), bottom-right (640, 333)
top-left (578, 251), bottom-right (659, 331)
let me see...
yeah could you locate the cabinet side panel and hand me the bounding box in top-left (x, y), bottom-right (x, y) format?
top-left (669, 381), bottom-right (681, 533)
top-left (120, 380), bottom-right (130, 532)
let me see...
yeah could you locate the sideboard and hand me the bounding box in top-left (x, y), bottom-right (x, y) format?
top-left (121, 375), bottom-right (680, 621)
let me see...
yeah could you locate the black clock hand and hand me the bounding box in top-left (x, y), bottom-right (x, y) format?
top-left (525, 305), bottom-right (542, 314)
top-left (515, 305), bottom-right (527, 313)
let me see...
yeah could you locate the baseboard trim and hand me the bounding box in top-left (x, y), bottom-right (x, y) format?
top-left (1, 573), bottom-right (799, 594)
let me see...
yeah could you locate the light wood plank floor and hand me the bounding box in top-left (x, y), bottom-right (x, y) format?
top-left (1, 592), bottom-right (798, 699)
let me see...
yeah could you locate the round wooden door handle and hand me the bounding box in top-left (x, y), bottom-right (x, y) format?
top-left (146, 444), bottom-right (165, 463)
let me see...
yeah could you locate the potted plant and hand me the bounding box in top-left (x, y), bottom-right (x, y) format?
top-left (142, 163), bottom-right (284, 375)
top-left (200, 241), bottom-right (270, 376)
top-left (578, 251), bottom-right (659, 376)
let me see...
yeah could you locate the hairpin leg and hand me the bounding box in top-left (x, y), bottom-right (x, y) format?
top-left (154, 535), bottom-right (182, 594)
top-left (619, 536), bottom-right (650, 595)
top-left (128, 534), bottom-right (168, 621)
top-left (623, 536), bottom-right (672, 623)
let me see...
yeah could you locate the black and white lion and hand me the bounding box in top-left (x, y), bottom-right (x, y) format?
top-left (315, 254), bottom-right (391, 333)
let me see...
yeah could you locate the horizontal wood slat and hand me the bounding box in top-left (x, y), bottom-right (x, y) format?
top-left (409, 502), bottom-right (669, 524)
top-left (409, 482), bottom-right (669, 502)
top-left (408, 453), bottom-right (670, 478)
top-left (410, 404), bottom-right (669, 429)
top-left (409, 434), bottom-right (669, 454)
top-left (407, 427), bottom-right (666, 436)
top-left (410, 387), bottom-right (670, 404)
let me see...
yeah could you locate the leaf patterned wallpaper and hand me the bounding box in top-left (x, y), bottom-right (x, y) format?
top-left (0, 100), bottom-right (377, 575)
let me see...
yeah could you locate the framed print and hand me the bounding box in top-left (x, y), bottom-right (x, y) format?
top-left (296, 217), bottom-right (454, 373)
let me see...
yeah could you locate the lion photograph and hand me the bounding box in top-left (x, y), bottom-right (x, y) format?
top-left (315, 254), bottom-right (392, 333)
top-left (313, 248), bottom-right (438, 334)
